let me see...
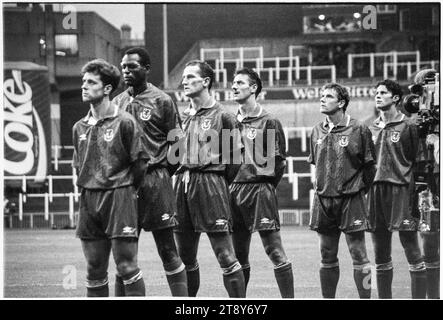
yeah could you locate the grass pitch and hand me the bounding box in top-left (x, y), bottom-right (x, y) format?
top-left (4, 226), bottom-right (414, 299)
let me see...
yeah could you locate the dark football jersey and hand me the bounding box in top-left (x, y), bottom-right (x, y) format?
top-left (309, 114), bottom-right (376, 197)
top-left (369, 115), bottom-right (419, 185)
top-left (177, 102), bottom-right (242, 174)
top-left (233, 106), bottom-right (287, 186)
top-left (112, 84), bottom-right (180, 168)
top-left (72, 105), bottom-right (149, 189)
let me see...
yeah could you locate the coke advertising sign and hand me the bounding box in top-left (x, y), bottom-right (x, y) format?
top-left (3, 63), bottom-right (51, 183)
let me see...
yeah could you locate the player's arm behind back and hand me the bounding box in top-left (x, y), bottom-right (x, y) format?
top-left (223, 112), bottom-right (243, 184)
top-left (361, 125), bottom-right (377, 193)
top-left (121, 116), bottom-right (150, 190)
top-left (268, 118), bottom-right (287, 188)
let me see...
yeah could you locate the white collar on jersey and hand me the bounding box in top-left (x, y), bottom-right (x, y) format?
top-left (375, 113), bottom-right (405, 129)
top-left (237, 103), bottom-right (262, 122)
top-left (85, 103), bottom-right (118, 125)
top-left (324, 114), bottom-right (350, 133)
top-left (186, 98), bottom-right (216, 116)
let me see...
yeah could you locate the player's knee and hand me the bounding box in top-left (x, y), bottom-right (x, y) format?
top-left (233, 241), bottom-right (249, 261)
top-left (233, 245), bottom-right (249, 265)
top-left (399, 231), bottom-right (420, 254)
top-left (265, 246), bottom-right (287, 265)
top-left (320, 246), bottom-right (338, 262)
top-left (214, 248), bottom-right (237, 268)
top-left (374, 248), bottom-right (391, 264)
top-left (399, 230), bottom-right (421, 267)
top-left (422, 233), bottom-right (440, 262)
top-left (157, 243), bottom-right (179, 264)
top-left (349, 246), bottom-right (369, 265)
top-left (423, 250), bottom-right (440, 264)
top-left (116, 260), bottom-right (139, 278)
top-left (163, 256), bottom-right (185, 274)
top-left (180, 251), bottom-right (198, 266)
top-left (403, 247), bottom-right (423, 265)
top-left (86, 267), bottom-right (108, 281)
top-left (86, 260), bottom-right (107, 278)
top-left (234, 238), bottom-right (249, 257)
top-left (320, 251), bottom-right (339, 266)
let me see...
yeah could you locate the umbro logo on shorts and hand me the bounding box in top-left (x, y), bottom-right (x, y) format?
top-left (260, 218), bottom-right (271, 224)
top-left (316, 138), bottom-right (323, 145)
top-left (215, 219), bottom-right (227, 226)
top-left (402, 219), bottom-right (411, 225)
top-left (122, 226), bottom-right (136, 235)
top-left (353, 219), bottom-right (363, 226)
top-left (79, 134), bottom-right (87, 141)
top-left (161, 213), bottom-right (170, 221)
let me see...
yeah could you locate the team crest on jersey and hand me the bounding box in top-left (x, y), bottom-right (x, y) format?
top-left (338, 136), bottom-right (349, 147)
top-left (390, 131), bottom-right (400, 143)
top-left (246, 128), bottom-right (257, 140)
top-left (201, 119), bottom-right (211, 131)
top-left (140, 107), bottom-right (151, 121)
top-left (104, 129), bottom-right (114, 142)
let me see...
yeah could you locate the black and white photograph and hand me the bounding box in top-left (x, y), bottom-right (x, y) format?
top-left (1, 0), bottom-right (440, 305)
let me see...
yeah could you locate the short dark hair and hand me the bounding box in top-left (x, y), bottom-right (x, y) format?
top-left (322, 83), bottom-right (350, 112)
top-left (124, 47), bottom-right (151, 68)
top-left (185, 60), bottom-right (215, 91)
top-left (234, 67), bottom-right (262, 98)
top-left (376, 79), bottom-right (403, 103)
top-left (81, 59), bottom-right (121, 94)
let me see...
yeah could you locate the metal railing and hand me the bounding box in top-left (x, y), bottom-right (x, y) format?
top-left (255, 65), bottom-right (336, 86)
top-left (383, 60), bottom-right (440, 80)
top-left (348, 50), bottom-right (421, 79)
top-left (201, 47), bottom-right (437, 84)
top-left (200, 46), bottom-right (264, 68)
top-left (51, 145), bottom-right (74, 171)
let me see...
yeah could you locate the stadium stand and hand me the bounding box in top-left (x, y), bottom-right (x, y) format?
top-left (4, 3), bottom-right (439, 230)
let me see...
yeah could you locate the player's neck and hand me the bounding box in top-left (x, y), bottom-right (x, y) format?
top-left (131, 81), bottom-right (148, 97)
top-left (190, 91), bottom-right (214, 111)
top-left (90, 98), bottom-right (113, 120)
top-left (327, 111), bottom-right (346, 126)
top-left (238, 97), bottom-right (259, 117)
top-left (380, 105), bottom-right (401, 123)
